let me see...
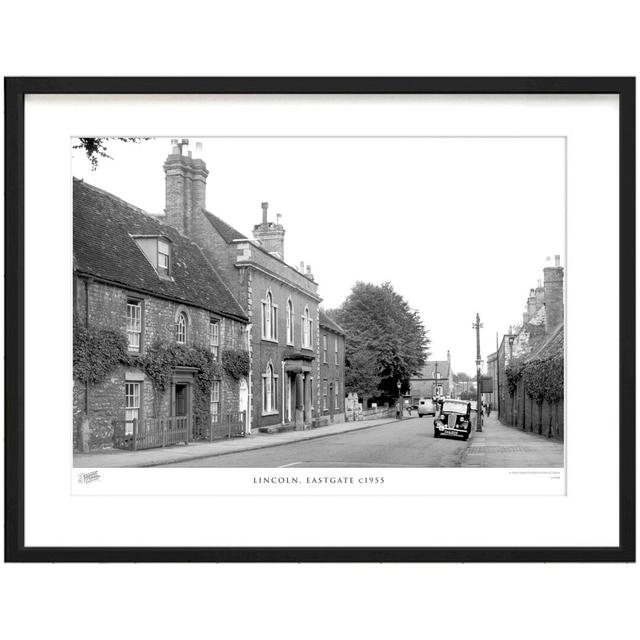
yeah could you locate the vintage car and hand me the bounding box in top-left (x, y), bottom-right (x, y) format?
top-left (417, 397), bottom-right (436, 417)
top-left (433, 399), bottom-right (472, 440)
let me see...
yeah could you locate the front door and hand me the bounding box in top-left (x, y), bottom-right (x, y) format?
top-left (239, 378), bottom-right (249, 433)
top-left (175, 383), bottom-right (189, 417)
top-left (174, 382), bottom-right (191, 438)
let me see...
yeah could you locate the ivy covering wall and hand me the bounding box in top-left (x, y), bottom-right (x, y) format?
top-left (73, 320), bottom-right (249, 427)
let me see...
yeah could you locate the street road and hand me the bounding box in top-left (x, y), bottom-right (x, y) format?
top-left (162, 416), bottom-right (469, 467)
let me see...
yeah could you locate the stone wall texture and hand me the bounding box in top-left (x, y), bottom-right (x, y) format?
top-left (73, 276), bottom-right (245, 451)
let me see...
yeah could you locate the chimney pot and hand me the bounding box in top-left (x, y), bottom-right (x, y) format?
top-left (537, 279), bottom-right (542, 288)
top-left (555, 255), bottom-right (561, 267)
top-left (300, 261), bottom-right (305, 272)
top-left (261, 202), bottom-right (268, 225)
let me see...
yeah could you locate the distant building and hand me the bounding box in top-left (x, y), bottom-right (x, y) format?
top-left (409, 351), bottom-right (453, 400)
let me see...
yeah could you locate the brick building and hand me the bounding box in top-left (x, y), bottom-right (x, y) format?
top-left (318, 310), bottom-right (347, 424)
top-left (159, 139), bottom-right (334, 432)
top-left (73, 178), bottom-right (249, 451)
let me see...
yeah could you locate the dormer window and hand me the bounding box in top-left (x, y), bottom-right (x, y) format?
top-left (132, 235), bottom-right (172, 279)
top-left (158, 240), bottom-right (170, 277)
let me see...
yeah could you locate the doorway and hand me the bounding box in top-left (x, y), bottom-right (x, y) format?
top-left (239, 378), bottom-right (249, 433)
top-left (175, 383), bottom-right (189, 417)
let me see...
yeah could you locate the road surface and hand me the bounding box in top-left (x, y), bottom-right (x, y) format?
top-left (162, 416), bottom-right (469, 467)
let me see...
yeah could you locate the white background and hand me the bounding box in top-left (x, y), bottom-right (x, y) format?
top-left (1, 2), bottom-right (638, 640)
top-left (29, 94), bottom-right (613, 542)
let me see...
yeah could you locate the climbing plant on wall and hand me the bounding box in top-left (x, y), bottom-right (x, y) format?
top-left (505, 357), bottom-right (525, 396)
top-left (221, 349), bottom-right (250, 380)
top-left (73, 320), bottom-right (131, 385)
top-left (138, 340), bottom-right (223, 425)
top-left (73, 321), bottom-right (237, 427)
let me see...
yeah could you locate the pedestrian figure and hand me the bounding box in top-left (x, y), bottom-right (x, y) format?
top-left (487, 402), bottom-right (491, 417)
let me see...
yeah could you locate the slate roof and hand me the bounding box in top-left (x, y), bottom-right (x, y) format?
top-left (203, 210), bottom-right (247, 243)
top-left (526, 324), bottom-right (564, 361)
top-left (73, 178), bottom-right (248, 321)
top-left (319, 309), bottom-right (346, 335)
top-left (413, 360), bottom-right (450, 379)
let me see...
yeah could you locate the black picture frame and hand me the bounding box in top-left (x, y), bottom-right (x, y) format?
top-left (4, 76), bottom-right (635, 563)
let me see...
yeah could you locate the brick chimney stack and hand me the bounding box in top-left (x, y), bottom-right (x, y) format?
top-left (544, 254), bottom-right (564, 333)
top-left (535, 278), bottom-right (544, 312)
top-left (253, 202), bottom-right (286, 259)
top-left (527, 288), bottom-right (537, 317)
top-left (164, 139), bottom-right (209, 237)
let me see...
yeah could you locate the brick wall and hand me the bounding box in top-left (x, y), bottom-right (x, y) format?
top-left (499, 381), bottom-right (564, 440)
top-left (318, 328), bottom-right (345, 421)
top-left (249, 270), bottom-right (320, 429)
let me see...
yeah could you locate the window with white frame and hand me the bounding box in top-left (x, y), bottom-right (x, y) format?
top-left (125, 382), bottom-right (140, 434)
top-left (157, 239), bottom-right (170, 277)
top-left (302, 306), bottom-right (313, 349)
top-left (286, 298), bottom-right (294, 344)
top-left (209, 319), bottom-right (219, 360)
top-left (176, 312), bottom-right (187, 344)
top-left (335, 382), bottom-right (340, 409)
top-left (323, 334), bottom-right (327, 363)
top-left (126, 300), bottom-right (142, 352)
top-left (262, 291), bottom-right (278, 341)
top-left (335, 337), bottom-right (339, 365)
top-left (210, 380), bottom-right (220, 422)
top-left (262, 363), bottom-right (278, 414)
top-left (322, 379), bottom-right (328, 411)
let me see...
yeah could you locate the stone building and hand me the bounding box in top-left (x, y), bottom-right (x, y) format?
top-left (159, 139), bottom-right (330, 432)
top-left (73, 178), bottom-right (249, 452)
top-left (318, 310), bottom-right (347, 424)
top-left (489, 256), bottom-right (565, 438)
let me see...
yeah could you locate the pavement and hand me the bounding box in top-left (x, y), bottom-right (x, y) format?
top-left (460, 413), bottom-right (564, 467)
top-left (73, 411), bottom-right (409, 468)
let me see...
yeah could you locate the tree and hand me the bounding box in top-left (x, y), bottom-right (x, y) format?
top-left (73, 137), bottom-right (149, 170)
top-left (330, 282), bottom-right (430, 404)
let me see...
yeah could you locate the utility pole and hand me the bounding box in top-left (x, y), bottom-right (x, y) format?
top-left (495, 331), bottom-right (500, 420)
top-left (472, 313), bottom-right (484, 432)
top-left (434, 361), bottom-right (438, 398)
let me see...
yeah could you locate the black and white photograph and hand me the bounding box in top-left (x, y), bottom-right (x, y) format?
top-left (72, 134), bottom-right (565, 472)
top-left (6, 78), bottom-right (632, 561)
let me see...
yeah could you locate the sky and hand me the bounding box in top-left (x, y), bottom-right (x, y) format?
top-left (72, 136), bottom-right (565, 376)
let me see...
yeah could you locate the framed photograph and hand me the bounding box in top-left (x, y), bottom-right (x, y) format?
top-left (5, 77), bottom-right (635, 562)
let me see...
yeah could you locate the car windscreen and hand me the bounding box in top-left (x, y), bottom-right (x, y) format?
top-left (441, 401), bottom-right (468, 413)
